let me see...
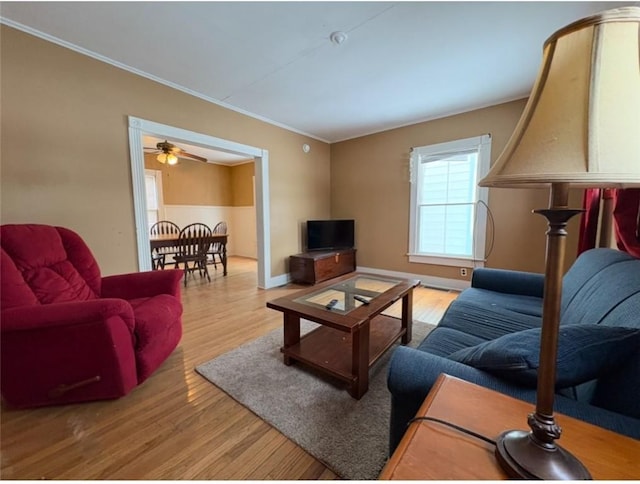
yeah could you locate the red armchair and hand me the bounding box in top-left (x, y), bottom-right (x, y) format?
top-left (0, 224), bottom-right (184, 408)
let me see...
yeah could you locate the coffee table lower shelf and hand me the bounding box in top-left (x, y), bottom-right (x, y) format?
top-left (280, 314), bottom-right (404, 383)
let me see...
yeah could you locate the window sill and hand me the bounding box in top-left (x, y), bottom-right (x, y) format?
top-left (408, 253), bottom-right (485, 268)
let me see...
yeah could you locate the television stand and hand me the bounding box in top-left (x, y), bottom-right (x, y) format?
top-left (289, 249), bottom-right (356, 284)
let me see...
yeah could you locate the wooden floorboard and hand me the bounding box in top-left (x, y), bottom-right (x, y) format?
top-left (0, 257), bottom-right (458, 479)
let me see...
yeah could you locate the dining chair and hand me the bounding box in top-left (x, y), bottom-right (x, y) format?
top-left (173, 223), bottom-right (212, 287)
top-left (149, 221), bottom-right (181, 270)
top-left (208, 221), bottom-right (228, 269)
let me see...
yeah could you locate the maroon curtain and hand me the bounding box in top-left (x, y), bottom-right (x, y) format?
top-left (613, 189), bottom-right (640, 257)
top-left (578, 188), bottom-right (602, 255)
top-left (579, 188), bottom-right (640, 257)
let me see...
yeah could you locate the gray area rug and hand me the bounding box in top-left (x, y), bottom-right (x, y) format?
top-left (195, 319), bottom-right (435, 480)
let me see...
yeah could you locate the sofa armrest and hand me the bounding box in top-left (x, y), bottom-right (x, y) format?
top-left (471, 267), bottom-right (545, 298)
top-left (387, 347), bottom-right (640, 454)
top-left (388, 346), bottom-right (538, 399)
top-left (387, 346), bottom-right (538, 453)
top-left (1, 301), bottom-right (138, 407)
top-left (101, 269), bottom-right (183, 300)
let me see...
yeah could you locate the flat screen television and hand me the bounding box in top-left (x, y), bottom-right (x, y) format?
top-left (306, 219), bottom-right (355, 251)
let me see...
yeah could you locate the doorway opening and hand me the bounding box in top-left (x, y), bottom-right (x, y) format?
top-left (127, 116), bottom-right (271, 289)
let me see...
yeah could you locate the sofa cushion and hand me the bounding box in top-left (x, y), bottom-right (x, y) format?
top-left (438, 298), bottom-right (542, 341)
top-left (447, 324), bottom-right (640, 389)
top-left (417, 327), bottom-right (486, 357)
top-left (561, 248), bottom-right (635, 316)
top-left (562, 260), bottom-right (640, 326)
top-left (455, 288), bottom-right (543, 318)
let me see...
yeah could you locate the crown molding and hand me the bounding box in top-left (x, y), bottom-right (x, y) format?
top-left (0, 18), bottom-right (331, 144)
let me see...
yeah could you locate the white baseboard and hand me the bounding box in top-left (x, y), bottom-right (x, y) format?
top-left (356, 265), bottom-right (470, 292)
top-left (269, 266), bottom-right (469, 291)
top-left (263, 273), bottom-right (291, 289)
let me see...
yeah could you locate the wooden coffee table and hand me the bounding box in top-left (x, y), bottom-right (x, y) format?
top-left (266, 272), bottom-right (420, 399)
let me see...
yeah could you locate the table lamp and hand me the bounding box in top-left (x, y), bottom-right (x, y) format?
top-left (478, 6), bottom-right (640, 480)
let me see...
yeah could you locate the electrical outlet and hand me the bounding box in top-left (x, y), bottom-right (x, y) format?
top-left (460, 268), bottom-right (468, 277)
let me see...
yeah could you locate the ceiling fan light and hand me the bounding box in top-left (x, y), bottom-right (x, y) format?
top-left (156, 153), bottom-right (178, 165)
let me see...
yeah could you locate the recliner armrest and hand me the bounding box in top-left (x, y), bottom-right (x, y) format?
top-left (101, 269), bottom-right (183, 300)
top-left (471, 267), bottom-right (544, 298)
top-left (1, 298), bottom-right (134, 332)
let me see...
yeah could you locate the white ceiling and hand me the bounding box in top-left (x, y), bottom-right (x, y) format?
top-left (2, 1), bottom-right (636, 143)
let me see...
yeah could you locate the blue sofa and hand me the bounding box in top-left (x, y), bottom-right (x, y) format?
top-left (387, 248), bottom-right (640, 453)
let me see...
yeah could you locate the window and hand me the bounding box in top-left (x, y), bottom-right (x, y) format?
top-left (144, 169), bottom-right (163, 229)
top-left (409, 134), bottom-right (491, 267)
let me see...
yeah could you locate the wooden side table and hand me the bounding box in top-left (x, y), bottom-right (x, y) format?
top-left (379, 374), bottom-right (640, 480)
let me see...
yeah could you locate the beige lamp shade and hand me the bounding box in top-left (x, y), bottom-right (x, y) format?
top-left (480, 7), bottom-right (640, 189)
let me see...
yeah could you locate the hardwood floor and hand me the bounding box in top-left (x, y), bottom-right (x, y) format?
top-left (0, 258), bottom-right (458, 479)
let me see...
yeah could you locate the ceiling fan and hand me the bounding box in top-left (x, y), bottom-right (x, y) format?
top-left (143, 140), bottom-right (207, 165)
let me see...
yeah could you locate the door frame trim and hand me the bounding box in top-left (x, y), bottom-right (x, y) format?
top-left (127, 116), bottom-right (272, 288)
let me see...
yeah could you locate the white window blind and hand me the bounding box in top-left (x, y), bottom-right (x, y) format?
top-left (409, 135), bottom-right (491, 267)
top-left (145, 174), bottom-right (158, 211)
top-left (145, 170), bottom-right (162, 228)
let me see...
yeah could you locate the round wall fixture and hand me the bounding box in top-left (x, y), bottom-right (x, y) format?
top-left (302, 143), bottom-right (311, 153)
top-left (329, 31), bottom-right (348, 45)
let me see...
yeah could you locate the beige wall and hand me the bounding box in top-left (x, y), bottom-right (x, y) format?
top-left (1, 25), bottom-right (583, 283)
top-left (1, 26), bottom-right (330, 277)
top-left (143, 154), bottom-right (254, 207)
top-left (331, 100), bottom-right (582, 280)
top-left (231, 162), bottom-right (255, 207)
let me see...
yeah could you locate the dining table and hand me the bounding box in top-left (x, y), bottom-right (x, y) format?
top-left (149, 233), bottom-right (229, 276)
